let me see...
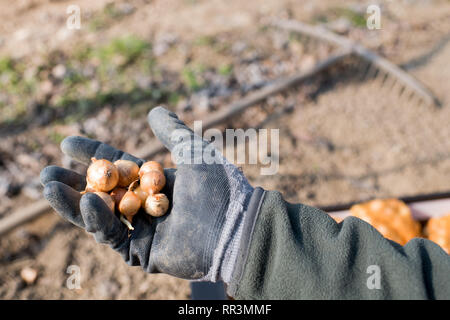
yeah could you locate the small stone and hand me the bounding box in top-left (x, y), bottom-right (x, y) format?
top-left (327, 18), bottom-right (351, 35)
top-left (20, 267), bottom-right (38, 285)
top-left (52, 64), bottom-right (66, 79)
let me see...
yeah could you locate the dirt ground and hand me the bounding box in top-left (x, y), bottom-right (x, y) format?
top-left (0, 0), bottom-right (449, 299)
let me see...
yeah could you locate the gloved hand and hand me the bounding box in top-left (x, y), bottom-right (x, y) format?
top-left (40, 106), bottom-right (260, 283)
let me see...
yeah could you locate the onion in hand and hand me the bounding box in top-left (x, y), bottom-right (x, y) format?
top-left (86, 158), bottom-right (119, 192)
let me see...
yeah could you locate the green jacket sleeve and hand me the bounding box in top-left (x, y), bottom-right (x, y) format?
top-left (228, 189), bottom-right (450, 299)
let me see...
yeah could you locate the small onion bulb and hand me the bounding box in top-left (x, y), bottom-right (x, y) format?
top-left (118, 191), bottom-right (141, 222)
top-left (110, 187), bottom-right (127, 209)
top-left (145, 193), bottom-right (169, 217)
top-left (139, 161), bottom-right (164, 178)
top-left (86, 158), bottom-right (119, 192)
top-left (133, 186), bottom-right (149, 206)
top-left (114, 160), bottom-right (139, 187)
top-left (140, 170), bottom-right (166, 195)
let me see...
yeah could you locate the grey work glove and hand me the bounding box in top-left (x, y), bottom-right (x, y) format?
top-left (40, 106), bottom-right (257, 283)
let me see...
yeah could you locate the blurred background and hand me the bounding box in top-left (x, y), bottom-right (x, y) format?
top-left (0, 0), bottom-right (449, 299)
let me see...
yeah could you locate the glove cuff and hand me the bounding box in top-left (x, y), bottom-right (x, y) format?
top-left (196, 162), bottom-right (254, 283)
top-left (218, 185), bottom-right (253, 284)
top-left (226, 187), bottom-right (266, 296)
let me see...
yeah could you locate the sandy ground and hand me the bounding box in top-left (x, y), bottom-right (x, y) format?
top-left (0, 0), bottom-right (449, 299)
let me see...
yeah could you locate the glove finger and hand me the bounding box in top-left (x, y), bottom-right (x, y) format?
top-left (80, 192), bottom-right (128, 247)
top-left (43, 181), bottom-right (85, 228)
top-left (148, 107), bottom-right (221, 168)
top-left (148, 106), bottom-right (205, 153)
top-left (61, 136), bottom-right (144, 166)
top-left (40, 165), bottom-right (86, 191)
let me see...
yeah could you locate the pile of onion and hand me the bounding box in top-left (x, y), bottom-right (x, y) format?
top-left (82, 158), bottom-right (169, 230)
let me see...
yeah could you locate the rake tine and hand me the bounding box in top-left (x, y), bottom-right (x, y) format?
top-left (365, 63), bottom-right (378, 81)
top-left (380, 72), bottom-right (389, 87)
top-left (389, 76), bottom-right (401, 94)
top-left (398, 84), bottom-right (407, 99)
top-left (407, 90), bottom-right (416, 103)
top-left (359, 60), bottom-right (372, 81)
top-left (273, 19), bottom-right (441, 107)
